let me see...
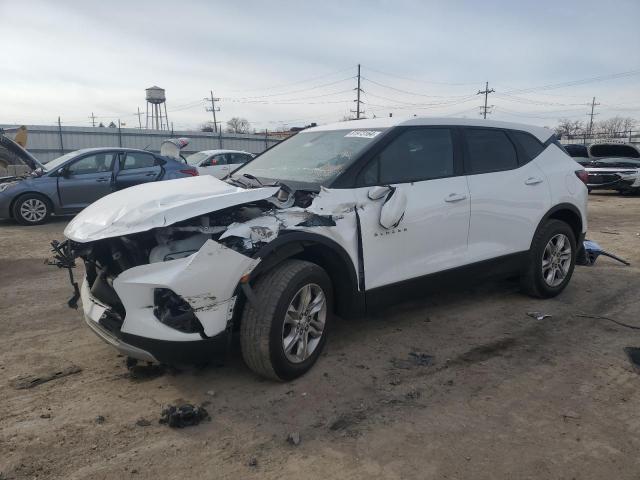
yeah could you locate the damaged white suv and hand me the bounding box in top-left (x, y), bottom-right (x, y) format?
top-left (52, 117), bottom-right (588, 381)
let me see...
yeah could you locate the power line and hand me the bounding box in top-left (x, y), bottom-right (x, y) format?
top-left (477, 82), bottom-right (495, 119)
top-left (503, 69), bottom-right (640, 95)
top-left (222, 66), bottom-right (354, 94)
top-left (88, 112), bottom-right (96, 127)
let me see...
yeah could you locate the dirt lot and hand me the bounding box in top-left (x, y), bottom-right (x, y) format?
top-left (1, 192), bottom-right (639, 480)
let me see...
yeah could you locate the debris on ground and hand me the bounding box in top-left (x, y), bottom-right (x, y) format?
top-left (159, 404), bottom-right (210, 428)
top-left (286, 432), bottom-right (301, 446)
top-left (391, 351), bottom-right (434, 369)
top-left (527, 311), bottom-right (552, 321)
top-left (329, 411), bottom-right (367, 431)
top-left (405, 388), bottom-right (421, 400)
top-left (205, 390), bottom-right (216, 397)
top-left (95, 415), bottom-right (105, 424)
top-left (248, 457), bottom-right (258, 467)
top-left (623, 347), bottom-right (640, 373)
top-left (562, 411), bottom-right (581, 422)
top-left (11, 364), bottom-right (82, 389)
top-left (136, 418), bottom-right (151, 427)
top-left (126, 362), bottom-right (166, 381)
top-left (576, 314), bottom-right (640, 330)
top-left (40, 413), bottom-right (51, 419)
top-left (579, 239), bottom-right (630, 266)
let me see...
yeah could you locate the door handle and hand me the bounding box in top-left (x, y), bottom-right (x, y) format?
top-left (525, 177), bottom-right (543, 185)
top-left (96, 178), bottom-right (110, 183)
top-left (145, 172), bottom-right (157, 177)
top-left (444, 193), bottom-right (467, 203)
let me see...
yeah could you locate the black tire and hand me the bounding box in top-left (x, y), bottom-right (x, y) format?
top-left (520, 219), bottom-right (577, 298)
top-left (240, 259), bottom-right (333, 381)
top-left (12, 193), bottom-right (51, 225)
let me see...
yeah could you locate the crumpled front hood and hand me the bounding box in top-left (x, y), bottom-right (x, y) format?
top-left (65, 176), bottom-right (279, 242)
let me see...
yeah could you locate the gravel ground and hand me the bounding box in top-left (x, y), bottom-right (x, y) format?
top-left (1, 192), bottom-right (639, 480)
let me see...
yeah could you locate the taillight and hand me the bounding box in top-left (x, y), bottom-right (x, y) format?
top-left (575, 169), bottom-right (588, 185)
top-left (179, 169), bottom-right (199, 177)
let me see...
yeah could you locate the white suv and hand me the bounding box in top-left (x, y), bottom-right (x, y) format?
top-left (54, 117), bottom-right (588, 381)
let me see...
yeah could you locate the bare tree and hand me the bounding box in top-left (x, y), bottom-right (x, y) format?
top-left (226, 117), bottom-right (251, 134)
top-left (554, 118), bottom-right (584, 138)
top-left (595, 116), bottom-right (637, 138)
top-left (200, 122), bottom-right (215, 132)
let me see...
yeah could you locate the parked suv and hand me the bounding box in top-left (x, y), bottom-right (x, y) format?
top-left (53, 118), bottom-right (588, 381)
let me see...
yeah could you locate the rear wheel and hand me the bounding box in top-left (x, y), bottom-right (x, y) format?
top-left (240, 259), bottom-right (332, 381)
top-left (12, 194), bottom-right (51, 225)
top-left (520, 219), bottom-right (576, 298)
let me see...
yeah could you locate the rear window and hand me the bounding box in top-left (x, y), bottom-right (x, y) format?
top-left (464, 129), bottom-right (518, 174)
top-left (589, 143), bottom-right (640, 159)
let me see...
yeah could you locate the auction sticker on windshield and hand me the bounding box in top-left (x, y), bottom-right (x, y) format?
top-left (344, 130), bottom-right (382, 139)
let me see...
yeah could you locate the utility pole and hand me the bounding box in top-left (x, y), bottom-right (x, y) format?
top-left (89, 112), bottom-right (96, 127)
top-left (351, 64), bottom-right (364, 120)
top-left (587, 96), bottom-right (600, 138)
top-left (136, 107), bottom-right (143, 129)
top-left (477, 82), bottom-right (495, 119)
top-left (57, 116), bottom-right (64, 155)
top-left (205, 90), bottom-right (221, 132)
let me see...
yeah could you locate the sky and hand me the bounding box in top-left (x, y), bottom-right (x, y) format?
top-left (1, 0), bottom-right (639, 131)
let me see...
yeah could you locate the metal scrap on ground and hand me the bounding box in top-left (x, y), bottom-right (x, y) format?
top-left (11, 365), bottom-right (82, 389)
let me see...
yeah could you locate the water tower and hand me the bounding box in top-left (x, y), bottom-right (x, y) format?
top-left (145, 86), bottom-right (169, 130)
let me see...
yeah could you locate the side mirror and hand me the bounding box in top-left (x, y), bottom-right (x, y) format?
top-left (61, 168), bottom-right (71, 178)
top-left (368, 186), bottom-right (407, 229)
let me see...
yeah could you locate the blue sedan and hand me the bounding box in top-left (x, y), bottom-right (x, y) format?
top-left (0, 147), bottom-right (199, 225)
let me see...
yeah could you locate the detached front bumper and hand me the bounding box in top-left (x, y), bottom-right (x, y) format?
top-left (80, 279), bottom-right (229, 364)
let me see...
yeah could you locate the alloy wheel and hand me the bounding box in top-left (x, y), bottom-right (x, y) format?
top-left (20, 198), bottom-right (47, 223)
top-left (542, 233), bottom-right (572, 287)
top-left (282, 283), bottom-right (327, 363)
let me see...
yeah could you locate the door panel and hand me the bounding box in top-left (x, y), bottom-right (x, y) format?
top-left (114, 152), bottom-right (162, 190)
top-left (466, 163), bottom-right (551, 261)
top-left (463, 128), bottom-right (552, 262)
top-left (357, 178), bottom-right (470, 289)
top-left (354, 127), bottom-right (470, 290)
top-left (58, 152), bottom-right (116, 210)
top-left (197, 154), bottom-right (230, 178)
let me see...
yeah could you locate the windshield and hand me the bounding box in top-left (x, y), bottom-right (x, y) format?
top-left (42, 151), bottom-right (82, 171)
top-left (185, 152), bottom-right (210, 166)
top-left (233, 129), bottom-right (386, 184)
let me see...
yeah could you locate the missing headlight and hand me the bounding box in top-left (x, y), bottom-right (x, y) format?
top-left (153, 288), bottom-right (205, 336)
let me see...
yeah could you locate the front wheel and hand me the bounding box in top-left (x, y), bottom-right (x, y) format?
top-left (240, 259), bottom-right (333, 381)
top-left (520, 219), bottom-right (577, 298)
top-left (12, 194), bottom-right (51, 225)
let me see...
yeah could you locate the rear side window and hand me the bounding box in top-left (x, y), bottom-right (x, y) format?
top-left (122, 152), bottom-right (157, 170)
top-left (464, 129), bottom-right (518, 174)
top-left (358, 128), bottom-right (454, 185)
top-left (510, 131), bottom-right (545, 162)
